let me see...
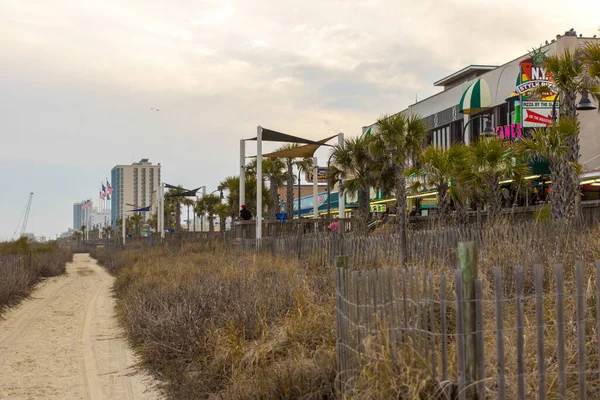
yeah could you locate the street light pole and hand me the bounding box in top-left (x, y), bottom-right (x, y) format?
top-left (327, 152), bottom-right (335, 222)
top-left (462, 114), bottom-right (495, 144)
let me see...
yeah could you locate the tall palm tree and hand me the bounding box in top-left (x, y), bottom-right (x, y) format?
top-left (409, 146), bottom-right (457, 225)
top-left (329, 135), bottom-right (379, 233)
top-left (219, 176), bottom-right (240, 219)
top-left (129, 213), bottom-right (143, 237)
top-left (244, 159), bottom-right (273, 219)
top-left (181, 197), bottom-right (195, 230)
top-left (463, 137), bottom-right (530, 220)
top-left (195, 194), bottom-right (223, 232)
top-left (543, 50), bottom-right (599, 218)
top-left (372, 113), bottom-right (427, 265)
top-left (272, 144), bottom-right (314, 220)
top-left (516, 117), bottom-right (580, 221)
top-left (264, 157), bottom-right (287, 219)
top-left (165, 186), bottom-right (187, 231)
top-left (580, 38), bottom-right (600, 81)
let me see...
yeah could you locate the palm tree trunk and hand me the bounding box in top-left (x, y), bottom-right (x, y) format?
top-left (562, 88), bottom-right (580, 220)
top-left (269, 178), bottom-right (279, 220)
top-left (550, 159), bottom-right (571, 221)
top-left (286, 162), bottom-right (294, 220)
top-left (396, 170), bottom-right (407, 267)
top-left (358, 187), bottom-right (370, 233)
top-left (487, 176), bottom-right (502, 221)
top-left (437, 183), bottom-right (449, 225)
top-left (209, 217), bottom-right (214, 232)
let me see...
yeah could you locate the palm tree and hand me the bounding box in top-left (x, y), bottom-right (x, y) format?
top-left (102, 225), bottom-right (113, 239)
top-left (165, 186), bottom-right (187, 231)
top-left (244, 160), bottom-right (272, 219)
top-left (516, 117), bottom-right (581, 221)
top-left (463, 137), bottom-right (530, 220)
top-left (580, 37), bottom-right (600, 81)
top-left (195, 194), bottom-right (223, 232)
top-left (329, 135), bottom-right (379, 233)
top-left (181, 197), bottom-right (195, 230)
top-left (543, 50), bottom-right (599, 218)
top-left (409, 146), bottom-right (457, 225)
top-left (273, 144), bottom-right (314, 220)
top-left (215, 202), bottom-right (229, 232)
top-left (129, 213), bottom-right (143, 237)
top-left (263, 158), bottom-right (287, 219)
top-left (372, 113), bottom-right (427, 265)
top-left (219, 176), bottom-right (240, 219)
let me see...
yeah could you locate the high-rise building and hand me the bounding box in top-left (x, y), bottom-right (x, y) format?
top-left (73, 202), bottom-right (89, 229)
top-left (110, 159), bottom-right (161, 227)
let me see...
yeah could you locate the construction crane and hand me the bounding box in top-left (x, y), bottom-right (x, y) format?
top-left (12, 192), bottom-right (34, 240)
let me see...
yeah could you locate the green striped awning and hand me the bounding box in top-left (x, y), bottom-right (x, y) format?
top-left (459, 79), bottom-right (492, 114)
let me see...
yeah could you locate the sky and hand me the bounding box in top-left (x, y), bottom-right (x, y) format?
top-left (1, 0), bottom-right (599, 240)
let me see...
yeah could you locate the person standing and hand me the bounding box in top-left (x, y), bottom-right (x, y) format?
top-left (240, 204), bottom-right (252, 220)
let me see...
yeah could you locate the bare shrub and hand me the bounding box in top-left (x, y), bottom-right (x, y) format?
top-left (94, 244), bottom-right (336, 399)
top-left (0, 242), bottom-right (72, 313)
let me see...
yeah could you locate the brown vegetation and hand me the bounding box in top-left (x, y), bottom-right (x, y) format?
top-left (0, 238), bottom-right (73, 313)
top-left (92, 244), bottom-right (337, 399)
top-left (92, 221), bottom-right (600, 399)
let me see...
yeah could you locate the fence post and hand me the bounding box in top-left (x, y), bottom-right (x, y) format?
top-left (334, 255), bottom-right (349, 396)
top-left (458, 241), bottom-right (478, 400)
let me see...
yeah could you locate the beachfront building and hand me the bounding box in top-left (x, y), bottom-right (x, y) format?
top-left (110, 158), bottom-right (161, 227)
top-left (361, 29), bottom-right (600, 214)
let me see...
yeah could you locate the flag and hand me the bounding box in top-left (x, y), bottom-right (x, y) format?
top-left (107, 194), bottom-right (110, 200)
top-left (100, 191), bottom-right (106, 200)
top-left (101, 183), bottom-right (106, 195)
top-left (106, 180), bottom-right (113, 195)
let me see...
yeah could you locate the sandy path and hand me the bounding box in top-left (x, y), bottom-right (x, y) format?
top-left (0, 254), bottom-right (161, 400)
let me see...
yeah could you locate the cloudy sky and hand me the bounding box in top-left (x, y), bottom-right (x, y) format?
top-left (1, 0), bottom-right (599, 239)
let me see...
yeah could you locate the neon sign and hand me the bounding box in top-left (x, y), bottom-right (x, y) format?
top-left (495, 123), bottom-right (522, 140)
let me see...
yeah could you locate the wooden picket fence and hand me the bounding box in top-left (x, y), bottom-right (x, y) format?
top-left (231, 221), bottom-right (569, 269)
top-left (334, 243), bottom-right (600, 399)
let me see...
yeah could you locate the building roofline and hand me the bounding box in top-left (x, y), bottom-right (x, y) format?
top-left (433, 64), bottom-right (498, 87)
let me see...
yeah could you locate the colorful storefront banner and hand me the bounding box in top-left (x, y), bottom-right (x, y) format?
top-left (517, 47), bottom-right (558, 128)
top-left (305, 167), bottom-right (328, 183)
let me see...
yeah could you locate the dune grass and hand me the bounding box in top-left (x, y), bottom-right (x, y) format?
top-left (92, 244), bottom-right (337, 399)
top-left (0, 238), bottom-right (73, 313)
top-left (92, 222), bottom-right (600, 399)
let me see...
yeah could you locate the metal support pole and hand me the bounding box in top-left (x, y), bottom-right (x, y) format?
top-left (201, 186), bottom-right (206, 231)
top-left (256, 126), bottom-right (263, 244)
top-left (337, 132), bottom-right (345, 220)
top-left (159, 182), bottom-right (165, 240)
top-left (313, 157), bottom-right (318, 219)
top-left (240, 139), bottom-right (246, 212)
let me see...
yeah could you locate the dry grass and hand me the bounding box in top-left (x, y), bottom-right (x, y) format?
top-left (337, 222), bottom-right (600, 399)
top-left (92, 221), bottom-right (600, 399)
top-left (93, 243), bottom-right (337, 399)
top-left (0, 240), bottom-right (72, 313)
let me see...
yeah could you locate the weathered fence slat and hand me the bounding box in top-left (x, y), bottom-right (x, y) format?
top-left (494, 267), bottom-right (505, 400)
top-left (555, 264), bottom-right (566, 399)
top-left (475, 279), bottom-right (485, 399)
top-left (534, 264), bottom-right (546, 400)
top-left (422, 269), bottom-right (429, 366)
top-left (393, 269), bottom-right (403, 344)
top-left (428, 271), bottom-right (437, 381)
top-left (455, 269), bottom-right (466, 400)
top-left (385, 268), bottom-right (397, 351)
top-left (596, 260), bottom-right (600, 390)
top-left (353, 270), bottom-right (361, 358)
top-left (516, 266), bottom-right (525, 400)
top-left (458, 241), bottom-right (477, 399)
top-left (415, 268), bottom-right (422, 356)
top-left (576, 261), bottom-right (587, 400)
top-left (440, 274), bottom-right (448, 382)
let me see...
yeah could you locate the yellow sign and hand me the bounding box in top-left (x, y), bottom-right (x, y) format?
top-left (370, 204), bottom-right (386, 213)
